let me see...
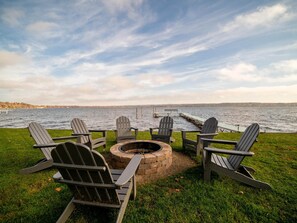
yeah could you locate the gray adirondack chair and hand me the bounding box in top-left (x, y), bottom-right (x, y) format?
top-left (71, 118), bottom-right (106, 150)
top-left (150, 116), bottom-right (174, 144)
top-left (201, 123), bottom-right (272, 189)
top-left (51, 142), bottom-right (142, 223)
top-left (20, 122), bottom-right (79, 174)
top-left (115, 116), bottom-right (138, 143)
top-left (182, 117), bottom-right (218, 156)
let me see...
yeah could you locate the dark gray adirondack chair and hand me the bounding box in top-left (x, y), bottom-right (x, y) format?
top-left (182, 117), bottom-right (218, 156)
top-left (71, 118), bottom-right (106, 150)
top-left (201, 123), bottom-right (272, 189)
top-left (150, 116), bottom-right (174, 144)
top-left (115, 116), bottom-right (138, 143)
top-left (20, 122), bottom-right (79, 174)
top-left (51, 142), bottom-right (142, 223)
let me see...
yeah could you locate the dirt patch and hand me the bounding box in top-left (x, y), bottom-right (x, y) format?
top-left (104, 151), bottom-right (197, 184)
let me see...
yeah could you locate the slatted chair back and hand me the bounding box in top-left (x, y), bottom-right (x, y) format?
top-left (158, 116), bottom-right (173, 136)
top-left (51, 142), bottom-right (121, 207)
top-left (71, 118), bottom-right (90, 144)
top-left (201, 117), bottom-right (218, 134)
top-left (28, 122), bottom-right (55, 160)
top-left (116, 116), bottom-right (132, 137)
top-left (228, 123), bottom-right (260, 170)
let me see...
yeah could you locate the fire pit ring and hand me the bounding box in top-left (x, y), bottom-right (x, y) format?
top-left (110, 140), bottom-right (172, 183)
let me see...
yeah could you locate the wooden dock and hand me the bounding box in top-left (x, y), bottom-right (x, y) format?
top-left (153, 109), bottom-right (179, 118)
top-left (180, 112), bottom-right (246, 132)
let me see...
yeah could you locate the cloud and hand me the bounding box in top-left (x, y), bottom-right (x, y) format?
top-left (216, 62), bottom-right (259, 81)
top-left (102, 0), bottom-right (144, 18)
top-left (138, 73), bottom-right (175, 87)
top-left (221, 4), bottom-right (290, 32)
top-left (26, 21), bottom-right (59, 38)
top-left (0, 51), bottom-right (28, 68)
top-left (215, 85), bottom-right (297, 103)
top-left (272, 59), bottom-right (297, 73)
top-left (1, 8), bottom-right (24, 26)
top-left (215, 58), bottom-right (297, 83)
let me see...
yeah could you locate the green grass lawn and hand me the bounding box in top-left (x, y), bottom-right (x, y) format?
top-left (0, 128), bottom-right (296, 222)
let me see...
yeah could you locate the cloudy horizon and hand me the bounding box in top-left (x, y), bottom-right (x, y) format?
top-left (1, 0), bottom-right (297, 106)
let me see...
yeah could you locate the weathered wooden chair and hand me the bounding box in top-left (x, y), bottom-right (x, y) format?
top-left (115, 116), bottom-right (138, 143)
top-left (20, 122), bottom-right (79, 174)
top-left (150, 116), bottom-right (174, 144)
top-left (71, 118), bottom-right (106, 150)
top-left (181, 117), bottom-right (218, 155)
top-left (201, 123), bottom-right (272, 189)
top-left (51, 142), bottom-right (142, 223)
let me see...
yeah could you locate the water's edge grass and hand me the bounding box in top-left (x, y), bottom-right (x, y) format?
top-left (0, 128), bottom-right (296, 222)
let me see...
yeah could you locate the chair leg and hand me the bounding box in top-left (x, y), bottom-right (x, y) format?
top-left (116, 185), bottom-right (133, 223)
top-left (196, 143), bottom-right (203, 156)
top-left (19, 159), bottom-right (53, 174)
top-left (203, 152), bottom-right (212, 182)
top-left (221, 169), bottom-right (272, 190)
top-left (242, 165), bottom-right (256, 173)
top-left (238, 166), bottom-right (254, 179)
top-left (56, 199), bottom-right (76, 223)
top-left (132, 175), bottom-right (137, 200)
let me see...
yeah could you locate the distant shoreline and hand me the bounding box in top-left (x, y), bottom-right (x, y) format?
top-left (1, 101), bottom-right (296, 109)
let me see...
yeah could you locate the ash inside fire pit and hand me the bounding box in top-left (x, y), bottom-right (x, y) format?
top-left (120, 141), bottom-right (161, 154)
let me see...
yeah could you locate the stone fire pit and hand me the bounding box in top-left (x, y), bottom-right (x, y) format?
top-left (110, 140), bottom-right (172, 183)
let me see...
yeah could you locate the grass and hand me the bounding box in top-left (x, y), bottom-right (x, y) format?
top-left (0, 128), bottom-right (296, 222)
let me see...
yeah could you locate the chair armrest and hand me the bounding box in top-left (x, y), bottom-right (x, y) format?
top-left (204, 147), bottom-right (254, 156)
top-left (198, 133), bottom-right (218, 137)
top-left (53, 135), bottom-right (80, 140)
top-left (130, 127), bottom-right (138, 131)
top-left (89, 129), bottom-right (107, 133)
top-left (150, 127), bottom-right (159, 130)
top-left (33, 143), bottom-right (58, 148)
top-left (89, 130), bottom-right (107, 137)
top-left (149, 127), bottom-right (158, 135)
top-left (181, 130), bottom-right (201, 139)
top-left (201, 138), bottom-right (238, 145)
top-left (71, 133), bottom-right (91, 136)
top-left (181, 130), bottom-right (202, 133)
top-left (115, 155), bottom-right (142, 187)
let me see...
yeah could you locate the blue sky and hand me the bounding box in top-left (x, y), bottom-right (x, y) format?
top-left (0, 0), bottom-right (296, 106)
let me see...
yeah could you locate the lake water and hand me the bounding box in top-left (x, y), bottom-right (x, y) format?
top-left (0, 104), bottom-right (296, 132)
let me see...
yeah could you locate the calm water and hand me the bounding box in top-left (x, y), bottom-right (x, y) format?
top-left (0, 104), bottom-right (296, 132)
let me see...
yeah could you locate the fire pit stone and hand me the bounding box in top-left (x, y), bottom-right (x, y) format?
top-left (110, 140), bottom-right (172, 183)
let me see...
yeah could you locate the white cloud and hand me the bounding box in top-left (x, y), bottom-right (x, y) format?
top-left (216, 62), bottom-right (259, 81)
top-left (26, 21), bottom-right (60, 38)
top-left (1, 8), bottom-right (24, 26)
top-left (138, 73), bottom-right (175, 87)
top-left (102, 0), bottom-right (144, 18)
top-left (0, 51), bottom-right (28, 68)
top-left (222, 4), bottom-right (290, 32)
top-left (215, 85), bottom-right (297, 103)
top-left (272, 59), bottom-right (297, 73)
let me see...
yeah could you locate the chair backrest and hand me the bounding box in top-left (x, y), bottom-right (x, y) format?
top-left (158, 116), bottom-right (173, 136)
top-left (28, 122), bottom-right (54, 160)
top-left (228, 123), bottom-right (260, 170)
top-left (71, 118), bottom-right (90, 144)
top-left (51, 142), bottom-right (120, 207)
top-left (116, 116), bottom-right (132, 137)
top-left (201, 117), bottom-right (218, 134)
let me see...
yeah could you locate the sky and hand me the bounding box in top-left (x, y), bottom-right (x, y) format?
top-left (0, 0), bottom-right (297, 106)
